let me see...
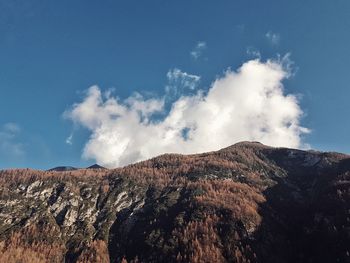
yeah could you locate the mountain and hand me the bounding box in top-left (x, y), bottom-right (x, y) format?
top-left (48, 164), bottom-right (106, 172)
top-left (0, 141), bottom-right (349, 263)
top-left (87, 164), bottom-right (107, 170)
top-left (48, 166), bottom-right (78, 172)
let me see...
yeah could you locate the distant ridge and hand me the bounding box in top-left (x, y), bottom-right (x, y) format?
top-left (86, 164), bottom-right (107, 169)
top-left (47, 166), bottom-right (77, 172)
top-left (47, 164), bottom-right (106, 171)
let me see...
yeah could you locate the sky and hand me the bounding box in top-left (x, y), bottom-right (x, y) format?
top-left (0, 0), bottom-right (350, 169)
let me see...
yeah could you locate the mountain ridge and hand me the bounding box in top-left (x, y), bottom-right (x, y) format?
top-left (46, 164), bottom-right (107, 172)
top-left (0, 141), bottom-right (349, 263)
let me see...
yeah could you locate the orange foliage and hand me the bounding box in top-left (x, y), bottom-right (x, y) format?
top-left (76, 240), bottom-right (110, 263)
top-left (0, 224), bottom-right (65, 263)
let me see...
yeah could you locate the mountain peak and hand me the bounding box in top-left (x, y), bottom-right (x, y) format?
top-left (233, 141), bottom-right (266, 147)
top-left (219, 141), bottom-right (270, 152)
top-left (87, 164), bottom-right (106, 169)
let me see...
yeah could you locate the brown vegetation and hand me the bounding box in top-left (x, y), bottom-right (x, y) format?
top-left (0, 142), bottom-right (349, 262)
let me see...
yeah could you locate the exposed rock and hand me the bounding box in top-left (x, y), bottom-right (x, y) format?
top-left (0, 142), bottom-right (349, 263)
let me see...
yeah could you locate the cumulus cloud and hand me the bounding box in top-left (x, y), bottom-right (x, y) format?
top-left (265, 31), bottom-right (280, 45)
top-left (0, 123), bottom-right (24, 157)
top-left (65, 58), bottom-right (309, 168)
top-left (190, 41), bottom-right (207, 59)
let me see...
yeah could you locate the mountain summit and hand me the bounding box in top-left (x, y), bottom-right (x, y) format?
top-left (87, 164), bottom-right (107, 169)
top-left (0, 142), bottom-right (349, 262)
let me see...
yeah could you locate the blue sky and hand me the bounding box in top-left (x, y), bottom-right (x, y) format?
top-left (0, 0), bottom-right (349, 169)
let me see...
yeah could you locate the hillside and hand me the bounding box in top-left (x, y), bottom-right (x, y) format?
top-left (0, 142), bottom-right (349, 263)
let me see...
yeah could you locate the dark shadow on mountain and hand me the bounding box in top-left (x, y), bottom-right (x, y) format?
top-left (252, 148), bottom-right (350, 263)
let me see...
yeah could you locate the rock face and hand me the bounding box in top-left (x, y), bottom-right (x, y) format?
top-left (0, 142), bottom-right (349, 263)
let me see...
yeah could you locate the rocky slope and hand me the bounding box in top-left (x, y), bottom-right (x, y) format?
top-left (0, 142), bottom-right (349, 263)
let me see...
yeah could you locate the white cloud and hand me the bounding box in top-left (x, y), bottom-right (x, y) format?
top-left (65, 58), bottom-right (309, 168)
top-left (190, 41), bottom-right (207, 59)
top-left (66, 133), bottom-right (73, 145)
top-left (166, 68), bottom-right (200, 98)
top-left (265, 31), bottom-right (280, 45)
top-left (0, 123), bottom-right (24, 156)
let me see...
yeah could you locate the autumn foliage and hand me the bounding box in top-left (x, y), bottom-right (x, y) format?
top-left (0, 142), bottom-right (349, 262)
